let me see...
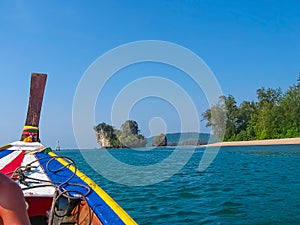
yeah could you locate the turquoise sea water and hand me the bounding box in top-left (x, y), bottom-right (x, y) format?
top-left (57, 145), bottom-right (300, 225)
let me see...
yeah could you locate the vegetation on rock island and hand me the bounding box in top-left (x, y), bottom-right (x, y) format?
top-left (203, 75), bottom-right (300, 141)
top-left (94, 120), bottom-right (147, 148)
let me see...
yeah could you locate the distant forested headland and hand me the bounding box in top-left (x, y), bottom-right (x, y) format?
top-left (203, 76), bottom-right (300, 141)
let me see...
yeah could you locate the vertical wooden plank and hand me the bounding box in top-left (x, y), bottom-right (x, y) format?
top-left (21, 73), bottom-right (47, 142)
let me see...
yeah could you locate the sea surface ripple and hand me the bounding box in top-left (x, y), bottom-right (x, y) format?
top-left (58, 145), bottom-right (300, 225)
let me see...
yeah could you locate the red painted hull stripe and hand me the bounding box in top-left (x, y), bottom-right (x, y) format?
top-left (0, 151), bottom-right (25, 177)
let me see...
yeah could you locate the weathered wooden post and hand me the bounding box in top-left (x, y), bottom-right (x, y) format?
top-left (21, 73), bottom-right (47, 142)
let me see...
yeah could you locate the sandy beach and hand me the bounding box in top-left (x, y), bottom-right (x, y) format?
top-left (205, 137), bottom-right (300, 147)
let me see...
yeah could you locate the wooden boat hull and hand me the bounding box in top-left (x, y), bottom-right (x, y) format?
top-left (0, 142), bottom-right (136, 225)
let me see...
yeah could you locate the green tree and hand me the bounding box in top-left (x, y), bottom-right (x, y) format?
top-left (202, 75), bottom-right (300, 141)
top-left (236, 101), bottom-right (256, 132)
top-left (202, 96), bottom-right (227, 141)
top-left (256, 87), bottom-right (283, 107)
top-left (252, 87), bottom-right (283, 139)
top-left (233, 101), bottom-right (257, 141)
top-left (223, 95), bottom-right (239, 140)
top-left (278, 81), bottom-right (300, 137)
top-left (120, 120), bottom-right (139, 136)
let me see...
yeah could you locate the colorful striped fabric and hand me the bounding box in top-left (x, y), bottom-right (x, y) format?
top-left (0, 147), bottom-right (55, 197)
top-left (0, 150), bottom-right (25, 176)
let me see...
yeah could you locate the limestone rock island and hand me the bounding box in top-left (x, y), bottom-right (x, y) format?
top-left (152, 133), bottom-right (167, 147)
top-left (94, 120), bottom-right (147, 148)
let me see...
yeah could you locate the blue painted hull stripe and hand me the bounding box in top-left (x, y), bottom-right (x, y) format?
top-left (0, 150), bottom-right (13, 159)
top-left (35, 152), bottom-right (125, 225)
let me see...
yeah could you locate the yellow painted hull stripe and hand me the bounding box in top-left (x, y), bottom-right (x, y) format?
top-left (48, 151), bottom-right (137, 225)
top-left (0, 144), bottom-right (12, 151)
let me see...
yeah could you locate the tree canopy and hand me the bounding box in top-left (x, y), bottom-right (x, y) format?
top-left (203, 75), bottom-right (300, 141)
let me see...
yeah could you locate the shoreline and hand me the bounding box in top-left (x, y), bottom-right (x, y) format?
top-left (204, 137), bottom-right (300, 147)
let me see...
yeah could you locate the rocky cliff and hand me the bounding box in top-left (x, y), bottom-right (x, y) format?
top-left (95, 129), bottom-right (114, 148)
top-left (94, 120), bottom-right (147, 148)
top-left (152, 133), bottom-right (167, 147)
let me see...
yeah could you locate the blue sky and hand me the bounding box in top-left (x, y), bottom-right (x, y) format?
top-left (0, 1), bottom-right (299, 148)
